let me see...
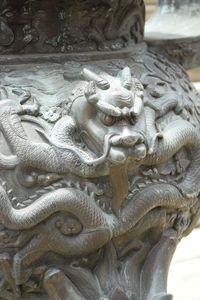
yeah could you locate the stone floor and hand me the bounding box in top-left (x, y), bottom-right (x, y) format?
top-left (168, 228), bottom-right (200, 300)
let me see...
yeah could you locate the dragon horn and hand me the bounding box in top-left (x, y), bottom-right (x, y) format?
top-left (120, 67), bottom-right (132, 90)
top-left (63, 68), bottom-right (110, 90)
top-left (82, 68), bottom-right (110, 90)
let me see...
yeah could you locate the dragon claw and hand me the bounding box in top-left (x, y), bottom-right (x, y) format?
top-left (12, 88), bottom-right (31, 104)
top-left (184, 192), bottom-right (198, 199)
top-left (179, 184), bottom-right (199, 199)
top-left (11, 88), bottom-right (39, 116)
top-left (18, 104), bottom-right (40, 117)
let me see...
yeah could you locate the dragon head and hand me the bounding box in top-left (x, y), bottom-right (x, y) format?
top-left (71, 67), bottom-right (147, 166)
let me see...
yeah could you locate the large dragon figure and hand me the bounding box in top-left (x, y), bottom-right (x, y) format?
top-left (0, 65), bottom-right (199, 300)
top-left (0, 0), bottom-right (199, 299)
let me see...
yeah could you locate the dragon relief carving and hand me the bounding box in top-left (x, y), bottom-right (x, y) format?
top-left (0, 66), bottom-right (199, 299)
top-left (0, 0), bottom-right (145, 54)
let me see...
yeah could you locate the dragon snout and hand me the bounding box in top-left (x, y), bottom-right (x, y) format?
top-left (110, 134), bottom-right (144, 147)
top-left (122, 135), bottom-right (141, 146)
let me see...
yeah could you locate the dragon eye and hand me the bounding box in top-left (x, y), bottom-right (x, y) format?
top-left (101, 114), bottom-right (116, 126)
top-left (130, 114), bottom-right (138, 125)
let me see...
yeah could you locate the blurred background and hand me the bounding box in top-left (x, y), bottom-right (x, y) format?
top-left (145, 1), bottom-right (200, 299)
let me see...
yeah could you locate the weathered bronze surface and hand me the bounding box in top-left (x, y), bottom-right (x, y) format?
top-left (0, 1), bottom-right (199, 299)
top-left (0, 0), bottom-right (145, 53)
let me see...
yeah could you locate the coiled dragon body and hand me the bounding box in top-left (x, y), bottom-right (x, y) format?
top-left (0, 68), bottom-right (199, 289)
